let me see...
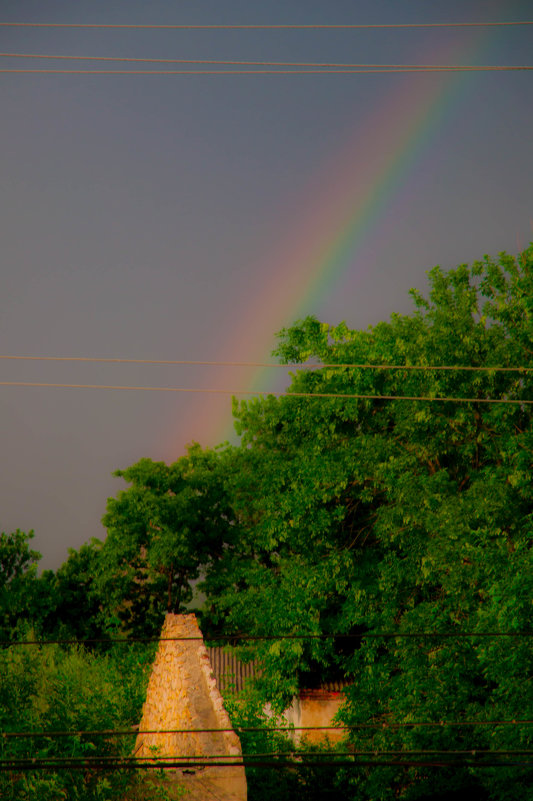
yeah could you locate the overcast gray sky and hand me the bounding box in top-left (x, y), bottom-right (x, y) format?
top-left (1, 0), bottom-right (532, 568)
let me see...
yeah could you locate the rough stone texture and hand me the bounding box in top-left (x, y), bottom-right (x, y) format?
top-left (135, 613), bottom-right (247, 801)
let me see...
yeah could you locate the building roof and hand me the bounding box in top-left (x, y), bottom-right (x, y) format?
top-left (207, 647), bottom-right (259, 694)
top-left (207, 647), bottom-right (350, 695)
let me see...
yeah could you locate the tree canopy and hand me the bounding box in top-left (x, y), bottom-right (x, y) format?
top-left (0, 529), bottom-right (44, 640)
top-left (98, 444), bottom-right (238, 636)
top-left (203, 247), bottom-right (533, 798)
top-left (14, 246), bottom-right (530, 800)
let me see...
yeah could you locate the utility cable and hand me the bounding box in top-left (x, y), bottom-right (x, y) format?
top-left (3, 721), bottom-right (531, 738)
top-left (0, 381), bottom-right (531, 404)
top-left (2, 66), bottom-right (532, 74)
top-left (2, 631), bottom-right (532, 646)
top-left (2, 750), bottom-right (532, 761)
top-left (0, 22), bottom-right (532, 30)
top-left (0, 758), bottom-right (529, 771)
top-left (0, 762), bottom-right (526, 771)
top-left (1, 355), bottom-right (532, 371)
top-left (1, 53), bottom-right (531, 71)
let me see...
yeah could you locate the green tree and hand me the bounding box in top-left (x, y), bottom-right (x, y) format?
top-left (99, 444), bottom-right (238, 636)
top-left (0, 529), bottom-right (109, 643)
top-left (71, 246), bottom-right (532, 799)
top-left (0, 530), bottom-right (43, 639)
top-left (205, 247), bottom-right (533, 799)
top-left (38, 540), bottom-right (108, 642)
top-left (0, 633), bottom-right (155, 801)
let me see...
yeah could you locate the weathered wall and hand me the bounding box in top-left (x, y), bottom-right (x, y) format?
top-left (284, 690), bottom-right (346, 744)
top-left (135, 613), bottom-right (247, 801)
top-left (206, 647), bottom-right (349, 746)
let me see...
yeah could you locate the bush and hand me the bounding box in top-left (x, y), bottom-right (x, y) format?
top-left (0, 633), bottom-right (157, 800)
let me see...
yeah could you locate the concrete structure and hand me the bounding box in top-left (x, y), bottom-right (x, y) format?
top-left (284, 689), bottom-right (346, 744)
top-left (135, 613), bottom-right (247, 801)
top-left (207, 646), bottom-right (348, 745)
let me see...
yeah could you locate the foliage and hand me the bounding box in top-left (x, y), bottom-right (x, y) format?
top-left (224, 686), bottom-right (350, 800)
top-left (99, 445), bottom-right (238, 636)
top-left (6, 246), bottom-right (531, 800)
top-left (38, 540), bottom-right (110, 642)
top-left (0, 530), bottom-right (112, 644)
top-left (0, 632), bottom-right (156, 800)
top-left (205, 247), bottom-right (533, 798)
top-left (0, 530), bottom-right (43, 640)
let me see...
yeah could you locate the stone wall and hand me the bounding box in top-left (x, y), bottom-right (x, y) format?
top-left (135, 613), bottom-right (247, 801)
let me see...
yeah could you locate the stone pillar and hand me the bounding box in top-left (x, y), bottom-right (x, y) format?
top-left (135, 613), bottom-right (247, 800)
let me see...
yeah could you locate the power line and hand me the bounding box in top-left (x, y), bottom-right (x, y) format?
top-left (0, 758), bottom-right (529, 771)
top-left (5, 750), bottom-right (533, 760)
top-left (2, 66), bottom-right (532, 75)
top-left (3, 750), bottom-right (532, 762)
top-left (3, 721), bottom-right (531, 738)
top-left (0, 380), bottom-right (531, 404)
top-left (3, 631), bottom-right (532, 646)
top-left (0, 22), bottom-right (532, 30)
top-left (1, 53), bottom-right (531, 71)
top-left (0, 763), bottom-right (523, 772)
top-left (1, 354), bottom-right (531, 371)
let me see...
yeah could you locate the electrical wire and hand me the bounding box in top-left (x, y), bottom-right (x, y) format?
top-left (2, 67), bottom-right (532, 74)
top-left (2, 631), bottom-right (532, 646)
top-left (0, 22), bottom-right (531, 29)
top-left (0, 758), bottom-right (529, 771)
top-left (1, 53), bottom-right (530, 71)
top-left (1, 355), bottom-right (531, 371)
top-left (3, 721), bottom-right (531, 738)
top-left (3, 750), bottom-right (532, 761)
top-left (0, 758), bottom-right (533, 773)
top-left (0, 381), bottom-right (531, 404)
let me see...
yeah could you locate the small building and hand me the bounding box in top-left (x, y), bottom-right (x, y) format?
top-left (208, 647), bottom-right (349, 744)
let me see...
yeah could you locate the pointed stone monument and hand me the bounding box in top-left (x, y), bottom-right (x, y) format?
top-left (135, 613), bottom-right (247, 801)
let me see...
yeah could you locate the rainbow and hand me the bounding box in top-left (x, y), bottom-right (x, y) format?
top-left (172, 23), bottom-right (499, 452)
